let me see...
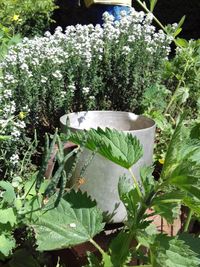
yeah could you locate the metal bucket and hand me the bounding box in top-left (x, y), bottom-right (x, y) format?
top-left (60, 111), bottom-right (156, 223)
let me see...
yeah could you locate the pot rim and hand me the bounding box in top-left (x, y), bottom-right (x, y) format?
top-left (60, 110), bottom-right (156, 133)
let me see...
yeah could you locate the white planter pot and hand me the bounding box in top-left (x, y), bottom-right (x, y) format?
top-left (60, 111), bottom-right (156, 223)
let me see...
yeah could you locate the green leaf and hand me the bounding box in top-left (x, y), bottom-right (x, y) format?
top-left (173, 16), bottom-right (186, 37)
top-left (161, 119), bottom-right (200, 184)
top-left (30, 192), bottom-right (104, 251)
top-left (0, 208), bottom-right (17, 226)
top-left (63, 190), bottom-right (97, 208)
top-left (102, 253), bottom-right (113, 267)
top-left (137, 224), bottom-right (158, 248)
top-left (151, 235), bottom-right (200, 267)
top-left (118, 175), bottom-right (133, 197)
top-left (152, 191), bottom-right (183, 223)
top-left (175, 38), bottom-right (189, 48)
top-left (173, 87), bottom-right (189, 104)
top-left (118, 176), bottom-right (141, 218)
top-left (85, 252), bottom-right (102, 267)
top-left (69, 128), bottom-right (143, 169)
top-left (153, 202), bottom-right (181, 224)
top-left (178, 233), bottom-right (200, 260)
top-left (190, 123), bottom-right (200, 140)
top-left (183, 197), bottom-right (200, 217)
top-left (109, 231), bottom-right (131, 266)
top-left (169, 175), bottom-right (200, 200)
top-left (140, 166), bottom-right (155, 195)
top-left (0, 181), bottom-right (15, 204)
top-left (0, 135), bottom-right (10, 141)
top-left (8, 248), bottom-right (40, 267)
top-left (0, 234), bottom-right (15, 259)
top-left (150, 0), bottom-right (158, 12)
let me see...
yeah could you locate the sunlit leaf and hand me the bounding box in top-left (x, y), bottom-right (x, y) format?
top-left (29, 191), bottom-right (104, 251)
top-left (69, 127), bottom-right (143, 169)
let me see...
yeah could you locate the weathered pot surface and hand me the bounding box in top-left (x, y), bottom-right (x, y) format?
top-left (60, 111), bottom-right (156, 223)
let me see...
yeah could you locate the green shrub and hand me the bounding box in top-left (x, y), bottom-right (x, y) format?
top-left (0, 0), bottom-right (58, 37)
top-left (0, 9), bottom-right (171, 131)
top-left (0, 0), bottom-right (58, 61)
top-left (142, 39), bottom-right (200, 160)
top-left (164, 39), bottom-right (200, 117)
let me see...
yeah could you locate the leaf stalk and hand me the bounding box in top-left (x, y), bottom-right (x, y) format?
top-left (129, 168), bottom-right (143, 199)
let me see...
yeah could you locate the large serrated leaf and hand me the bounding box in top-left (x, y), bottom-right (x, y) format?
top-left (169, 175), bottom-right (200, 201)
top-left (69, 127), bottom-right (143, 169)
top-left (151, 235), bottom-right (200, 267)
top-left (30, 191), bottom-right (104, 251)
top-left (161, 120), bottom-right (200, 202)
top-left (0, 234), bottom-right (15, 259)
top-left (118, 176), bottom-right (141, 219)
top-left (109, 231), bottom-right (132, 266)
top-left (0, 181), bottom-right (16, 204)
top-left (152, 191), bottom-right (183, 224)
top-left (0, 208), bottom-right (17, 227)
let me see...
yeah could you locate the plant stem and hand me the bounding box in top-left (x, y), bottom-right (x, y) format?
top-left (135, 0), bottom-right (166, 32)
top-left (183, 209), bottom-right (193, 232)
top-left (89, 238), bottom-right (106, 257)
top-left (165, 60), bottom-right (190, 114)
top-left (129, 168), bottom-right (143, 198)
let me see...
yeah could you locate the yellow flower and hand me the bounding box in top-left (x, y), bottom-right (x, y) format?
top-left (18, 111), bottom-right (26, 120)
top-left (159, 158), bottom-right (165, 165)
top-left (12, 14), bottom-right (20, 21)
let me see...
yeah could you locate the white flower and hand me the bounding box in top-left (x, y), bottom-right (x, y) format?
top-left (60, 91), bottom-right (66, 98)
top-left (89, 96), bottom-right (95, 100)
top-left (52, 70), bottom-right (63, 80)
top-left (14, 121), bottom-right (26, 129)
top-left (82, 87), bottom-right (90, 94)
top-left (10, 154), bottom-right (19, 165)
top-left (11, 127), bottom-right (21, 138)
top-left (21, 63), bottom-right (29, 71)
top-left (68, 84), bottom-right (76, 92)
top-left (3, 90), bottom-right (12, 99)
top-left (122, 46), bottom-right (131, 55)
top-left (145, 12), bottom-right (154, 23)
top-left (41, 76), bottom-right (48, 83)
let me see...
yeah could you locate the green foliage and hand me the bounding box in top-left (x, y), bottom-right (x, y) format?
top-left (8, 248), bottom-right (40, 267)
top-left (161, 120), bottom-right (200, 188)
top-left (0, 181), bottom-right (15, 204)
top-left (0, 123), bottom-right (199, 265)
top-left (0, 29), bottom-right (21, 60)
top-left (151, 236), bottom-right (200, 267)
top-left (0, 234), bottom-right (15, 259)
top-left (109, 231), bottom-right (132, 266)
top-left (29, 191), bottom-right (104, 251)
top-left (69, 127), bottom-right (143, 169)
top-left (0, 0), bottom-right (58, 37)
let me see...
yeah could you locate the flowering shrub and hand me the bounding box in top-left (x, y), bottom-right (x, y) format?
top-left (1, 8), bottom-right (171, 130)
top-left (0, 82), bottom-right (30, 178)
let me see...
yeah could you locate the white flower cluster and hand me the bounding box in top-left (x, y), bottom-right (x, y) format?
top-left (0, 7), bottom-right (172, 123)
top-left (0, 83), bottom-right (28, 167)
top-left (1, 7), bottom-right (171, 73)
